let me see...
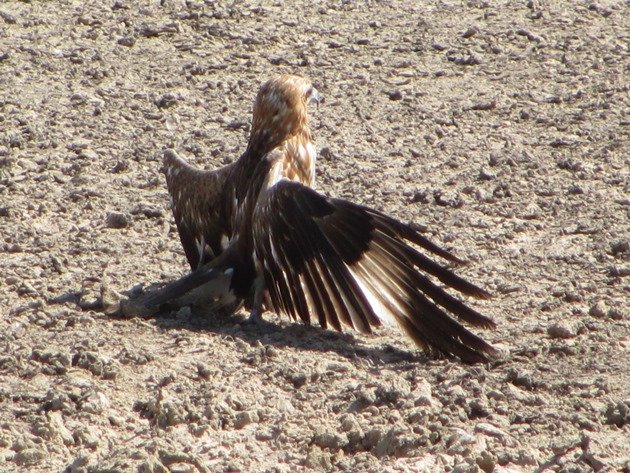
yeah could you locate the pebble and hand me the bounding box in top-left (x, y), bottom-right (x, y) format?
top-left (312, 428), bottom-right (348, 450)
top-left (446, 428), bottom-right (477, 455)
top-left (610, 239), bottom-right (629, 256)
top-left (413, 379), bottom-right (434, 407)
top-left (588, 300), bottom-right (608, 318)
top-left (233, 410), bottom-right (259, 429)
top-left (387, 89), bottom-right (403, 101)
top-left (304, 446), bottom-right (333, 471)
top-left (14, 447), bottom-right (47, 466)
top-left (603, 400), bottom-right (629, 427)
top-left (67, 451), bottom-right (93, 473)
top-left (462, 26), bottom-right (479, 38)
top-left (79, 390), bottom-right (111, 415)
top-left (547, 320), bottom-right (579, 339)
top-left (105, 212), bottom-right (130, 229)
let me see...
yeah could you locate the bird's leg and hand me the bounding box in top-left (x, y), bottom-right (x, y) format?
top-left (243, 276), bottom-right (265, 325)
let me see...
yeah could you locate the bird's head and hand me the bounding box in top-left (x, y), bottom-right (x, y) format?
top-left (249, 74), bottom-right (322, 152)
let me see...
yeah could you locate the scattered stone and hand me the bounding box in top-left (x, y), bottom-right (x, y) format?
top-left (105, 212), bottom-right (130, 229)
top-left (79, 389), bottom-right (111, 415)
top-left (117, 348), bottom-right (154, 365)
top-left (610, 239), bottom-right (629, 256)
top-left (372, 426), bottom-right (418, 458)
top-left (608, 307), bottom-right (625, 320)
top-left (589, 300), bottom-right (608, 318)
top-left (304, 446), bottom-right (333, 471)
top-left (31, 349), bottom-right (71, 375)
top-left (547, 320), bottom-right (579, 339)
top-left (137, 456), bottom-right (169, 473)
top-left (362, 427), bottom-right (384, 450)
top-left (73, 425), bottom-right (100, 448)
top-left (462, 26), bottom-right (479, 38)
top-left (603, 400), bottom-right (629, 427)
top-left (234, 410), bottom-right (259, 429)
top-left (14, 447), bottom-right (47, 466)
top-left (413, 378), bottom-right (434, 407)
top-left (67, 451), bottom-right (94, 473)
top-left (131, 203), bottom-right (164, 218)
top-left (312, 428), bottom-right (348, 450)
top-left (0, 10), bottom-right (18, 24)
top-left (117, 36), bottom-right (136, 47)
top-left (446, 428), bottom-right (477, 455)
top-left (72, 350), bottom-right (119, 379)
top-left (387, 89), bottom-right (403, 101)
top-left (155, 93), bottom-right (178, 109)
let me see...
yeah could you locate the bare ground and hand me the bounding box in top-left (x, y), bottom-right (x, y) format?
top-left (0, 1), bottom-right (628, 472)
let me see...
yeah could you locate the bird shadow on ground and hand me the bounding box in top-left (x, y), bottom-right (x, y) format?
top-left (102, 283), bottom-right (431, 368)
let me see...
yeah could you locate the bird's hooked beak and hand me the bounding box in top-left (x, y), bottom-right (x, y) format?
top-left (308, 87), bottom-right (324, 106)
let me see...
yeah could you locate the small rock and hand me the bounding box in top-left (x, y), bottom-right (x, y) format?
top-left (547, 320), bottom-right (578, 339)
top-left (372, 426), bottom-right (417, 458)
top-left (131, 204), bottom-right (164, 219)
top-left (138, 456), bottom-right (169, 473)
top-left (474, 423), bottom-right (516, 447)
top-left (78, 149), bottom-right (98, 160)
top-left (304, 446), bottom-right (333, 470)
top-left (610, 239), bottom-right (629, 256)
top-left (0, 10), bottom-right (18, 24)
top-left (476, 450), bottom-right (496, 473)
top-left (117, 36), bottom-right (136, 47)
top-left (589, 300), bottom-right (608, 318)
top-left (413, 378), bottom-right (434, 407)
top-left (462, 26), bottom-right (479, 38)
top-left (73, 426), bottom-right (100, 448)
top-left (105, 212), bottom-right (130, 229)
top-left (46, 411), bottom-right (74, 445)
top-left (479, 167), bottom-right (496, 181)
top-left (234, 411), bottom-right (259, 429)
top-left (603, 400), bottom-right (629, 427)
top-left (14, 447), bottom-right (47, 466)
top-left (155, 93), bottom-right (178, 109)
top-left (387, 89), bottom-right (403, 101)
top-left (67, 451), bottom-right (93, 473)
top-left (312, 429), bottom-right (348, 450)
top-left (79, 390), bottom-right (111, 415)
top-left (608, 307), bottom-right (625, 320)
top-left (446, 428), bottom-right (477, 455)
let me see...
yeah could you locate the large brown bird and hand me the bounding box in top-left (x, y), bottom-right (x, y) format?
top-left (134, 74), bottom-right (498, 363)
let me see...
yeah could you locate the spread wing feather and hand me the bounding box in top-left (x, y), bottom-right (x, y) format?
top-left (252, 180), bottom-right (497, 363)
top-left (163, 149), bottom-right (233, 269)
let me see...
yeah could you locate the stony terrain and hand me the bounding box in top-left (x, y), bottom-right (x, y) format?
top-left (0, 0), bottom-right (628, 472)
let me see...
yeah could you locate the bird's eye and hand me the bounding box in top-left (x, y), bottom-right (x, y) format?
top-left (306, 86), bottom-right (313, 97)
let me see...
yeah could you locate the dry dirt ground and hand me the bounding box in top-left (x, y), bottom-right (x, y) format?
top-left (0, 1), bottom-right (628, 472)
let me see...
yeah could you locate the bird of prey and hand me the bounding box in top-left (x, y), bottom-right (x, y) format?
top-left (133, 74), bottom-right (498, 363)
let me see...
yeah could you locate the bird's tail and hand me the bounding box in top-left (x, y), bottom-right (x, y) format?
top-left (120, 250), bottom-right (237, 317)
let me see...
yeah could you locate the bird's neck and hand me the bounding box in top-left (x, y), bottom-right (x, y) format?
top-left (246, 118), bottom-right (312, 158)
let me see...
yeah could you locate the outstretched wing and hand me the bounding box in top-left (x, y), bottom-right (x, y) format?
top-left (252, 180), bottom-right (497, 363)
top-left (163, 149), bottom-right (234, 270)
